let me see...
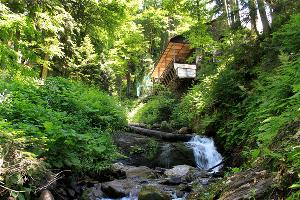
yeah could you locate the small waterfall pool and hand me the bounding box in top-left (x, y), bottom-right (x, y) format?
top-left (185, 135), bottom-right (223, 172)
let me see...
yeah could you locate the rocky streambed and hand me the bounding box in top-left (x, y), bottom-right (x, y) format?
top-left (83, 163), bottom-right (223, 200)
top-left (48, 131), bottom-right (224, 200)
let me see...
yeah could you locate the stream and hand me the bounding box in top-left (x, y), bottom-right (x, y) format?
top-left (94, 134), bottom-right (223, 200)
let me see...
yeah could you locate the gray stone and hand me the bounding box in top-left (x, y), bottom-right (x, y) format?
top-left (111, 162), bottom-right (154, 178)
top-left (219, 170), bottom-right (273, 200)
top-left (67, 188), bottom-right (76, 197)
top-left (126, 166), bottom-right (154, 178)
top-left (101, 179), bottom-right (133, 198)
top-left (165, 165), bottom-right (193, 178)
top-left (39, 190), bottom-right (54, 200)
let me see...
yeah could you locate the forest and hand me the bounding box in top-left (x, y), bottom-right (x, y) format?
top-left (0, 0), bottom-right (299, 199)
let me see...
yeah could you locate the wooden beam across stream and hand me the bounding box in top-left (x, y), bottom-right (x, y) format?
top-left (127, 125), bottom-right (194, 142)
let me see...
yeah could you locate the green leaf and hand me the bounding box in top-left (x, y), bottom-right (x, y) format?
top-left (251, 149), bottom-right (260, 159)
top-left (289, 184), bottom-right (300, 189)
top-left (17, 193), bottom-right (25, 200)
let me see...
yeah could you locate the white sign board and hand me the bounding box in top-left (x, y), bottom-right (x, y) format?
top-left (174, 63), bottom-right (196, 78)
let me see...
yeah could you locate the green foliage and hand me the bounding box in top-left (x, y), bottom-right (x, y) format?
top-left (133, 85), bottom-right (176, 125)
top-left (0, 76), bottom-right (126, 173)
top-left (0, 119), bottom-right (48, 199)
top-left (133, 95), bottom-right (175, 125)
top-left (128, 139), bottom-right (159, 160)
top-left (172, 62), bottom-right (245, 130)
top-left (273, 14), bottom-right (300, 55)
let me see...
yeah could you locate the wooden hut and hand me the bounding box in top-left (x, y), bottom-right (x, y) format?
top-left (151, 36), bottom-right (196, 90)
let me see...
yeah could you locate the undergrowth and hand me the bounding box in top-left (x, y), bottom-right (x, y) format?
top-left (0, 69), bottom-right (126, 198)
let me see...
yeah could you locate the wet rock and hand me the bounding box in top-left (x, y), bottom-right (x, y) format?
top-left (111, 162), bottom-right (128, 178)
top-left (67, 188), bottom-right (76, 198)
top-left (56, 187), bottom-right (68, 196)
top-left (176, 184), bottom-right (192, 192)
top-left (165, 165), bottom-right (194, 178)
top-left (82, 183), bottom-right (103, 200)
top-left (127, 166), bottom-right (155, 178)
top-left (168, 176), bottom-right (182, 185)
top-left (113, 132), bottom-right (195, 168)
top-left (185, 169), bottom-right (210, 182)
top-left (176, 190), bottom-right (185, 198)
top-left (111, 163), bottom-right (155, 178)
top-left (138, 185), bottom-right (171, 200)
top-left (219, 170), bottom-right (273, 200)
top-left (39, 190), bottom-right (54, 200)
top-left (101, 179), bottom-right (133, 198)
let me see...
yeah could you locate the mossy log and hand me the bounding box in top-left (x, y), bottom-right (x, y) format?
top-left (128, 125), bottom-right (194, 142)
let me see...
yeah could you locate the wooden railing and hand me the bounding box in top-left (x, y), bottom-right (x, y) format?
top-left (160, 59), bottom-right (176, 86)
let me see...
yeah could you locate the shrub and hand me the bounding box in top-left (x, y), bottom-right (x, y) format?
top-left (172, 63), bottom-right (245, 131)
top-left (0, 76), bottom-right (126, 173)
top-left (133, 95), bottom-right (175, 125)
top-left (132, 84), bottom-right (177, 125)
top-left (273, 14), bottom-right (300, 55)
top-left (0, 119), bottom-right (48, 199)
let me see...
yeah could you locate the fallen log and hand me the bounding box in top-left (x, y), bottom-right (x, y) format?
top-left (128, 125), bottom-right (194, 142)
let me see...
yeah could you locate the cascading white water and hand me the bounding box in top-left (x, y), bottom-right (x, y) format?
top-left (185, 136), bottom-right (223, 172)
top-left (160, 143), bottom-right (171, 168)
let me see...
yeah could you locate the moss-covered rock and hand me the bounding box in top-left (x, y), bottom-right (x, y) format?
top-left (138, 185), bottom-right (171, 200)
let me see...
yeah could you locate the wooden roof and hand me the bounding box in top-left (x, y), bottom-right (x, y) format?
top-left (151, 35), bottom-right (193, 79)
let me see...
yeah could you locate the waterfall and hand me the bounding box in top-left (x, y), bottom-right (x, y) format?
top-left (159, 143), bottom-right (171, 168)
top-left (185, 136), bottom-right (223, 172)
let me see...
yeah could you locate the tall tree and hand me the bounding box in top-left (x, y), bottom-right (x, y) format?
top-left (249, 0), bottom-right (259, 36)
top-left (257, 0), bottom-right (271, 36)
top-left (228, 0), bottom-right (241, 29)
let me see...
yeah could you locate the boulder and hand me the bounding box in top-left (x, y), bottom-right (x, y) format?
top-left (113, 132), bottom-right (195, 168)
top-left (82, 183), bottom-right (103, 200)
top-left (101, 179), bottom-right (133, 198)
top-left (138, 185), bottom-right (171, 200)
top-left (111, 163), bottom-right (154, 178)
top-left (185, 169), bottom-right (210, 183)
top-left (39, 190), bottom-right (54, 200)
top-left (126, 166), bottom-right (154, 178)
top-left (219, 170), bottom-right (273, 200)
top-left (165, 165), bottom-right (193, 178)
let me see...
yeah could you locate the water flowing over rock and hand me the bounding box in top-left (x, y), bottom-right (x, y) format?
top-left (113, 132), bottom-right (195, 168)
top-left (82, 134), bottom-right (224, 200)
top-left (185, 136), bottom-right (223, 172)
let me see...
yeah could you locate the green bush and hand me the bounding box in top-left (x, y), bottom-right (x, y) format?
top-left (273, 14), bottom-right (300, 55)
top-left (132, 84), bottom-right (177, 125)
top-left (133, 95), bottom-right (175, 125)
top-left (0, 76), bottom-right (126, 173)
top-left (172, 63), bottom-right (245, 131)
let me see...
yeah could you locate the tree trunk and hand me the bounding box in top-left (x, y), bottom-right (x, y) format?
top-left (116, 75), bottom-right (122, 97)
top-left (223, 0), bottom-right (231, 26)
top-left (228, 0), bottom-right (235, 28)
top-left (249, 0), bottom-right (260, 36)
top-left (257, 0), bottom-right (271, 36)
top-left (126, 68), bottom-right (131, 97)
top-left (41, 54), bottom-right (49, 80)
top-left (234, 0), bottom-right (241, 28)
top-left (128, 125), bottom-right (194, 142)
